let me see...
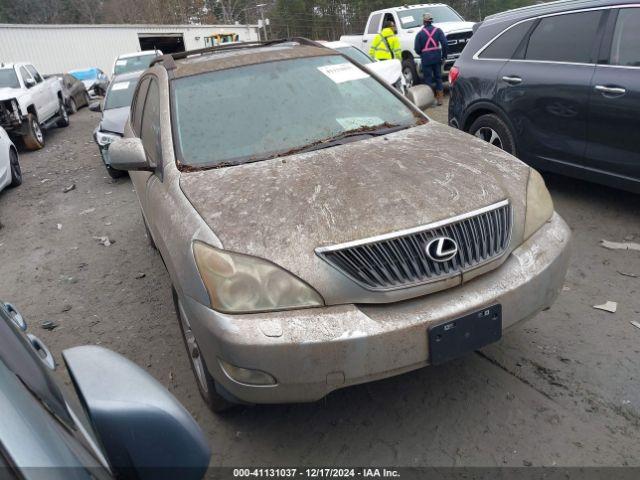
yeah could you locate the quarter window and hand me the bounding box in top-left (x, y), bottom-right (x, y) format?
top-left (524, 11), bottom-right (602, 64)
top-left (140, 79), bottom-right (162, 165)
top-left (479, 20), bottom-right (533, 59)
top-left (610, 8), bottom-right (640, 67)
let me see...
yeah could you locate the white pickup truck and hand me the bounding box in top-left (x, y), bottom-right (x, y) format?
top-left (340, 3), bottom-right (475, 87)
top-left (0, 62), bottom-right (69, 150)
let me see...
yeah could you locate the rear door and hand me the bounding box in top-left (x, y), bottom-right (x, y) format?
top-left (26, 65), bottom-right (55, 119)
top-left (585, 7), bottom-right (640, 185)
top-left (495, 9), bottom-right (606, 168)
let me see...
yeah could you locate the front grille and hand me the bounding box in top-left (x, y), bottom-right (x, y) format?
top-left (316, 200), bottom-right (512, 291)
top-left (447, 31), bottom-right (473, 55)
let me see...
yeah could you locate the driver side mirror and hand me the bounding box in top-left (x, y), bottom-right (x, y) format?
top-left (24, 78), bottom-right (36, 88)
top-left (89, 101), bottom-right (102, 112)
top-left (109, 137), bottom-right (153, 171)
top-left (63, 346), bottom-right (211, 480)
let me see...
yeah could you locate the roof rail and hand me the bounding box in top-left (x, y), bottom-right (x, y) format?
top-left (149, 37), bottom-right (325, 70)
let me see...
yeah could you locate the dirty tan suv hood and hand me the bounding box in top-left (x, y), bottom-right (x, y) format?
top-left (179, 122), bottom-right (530, 295)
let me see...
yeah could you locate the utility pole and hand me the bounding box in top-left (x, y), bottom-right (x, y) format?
top-left (256, 3), bottom-right (268, 40)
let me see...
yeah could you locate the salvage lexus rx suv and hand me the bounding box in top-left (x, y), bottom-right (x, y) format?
top-left (109, 39), bottom-right (571, 411)
top-left (448, 0), bottom-right (640, 193)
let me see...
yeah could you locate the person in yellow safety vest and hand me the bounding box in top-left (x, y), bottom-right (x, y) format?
top-left (369, 21), bottom-right (402, 61)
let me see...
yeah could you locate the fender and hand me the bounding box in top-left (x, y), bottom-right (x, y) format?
top-left (462, 100), bottom-right (518, 136)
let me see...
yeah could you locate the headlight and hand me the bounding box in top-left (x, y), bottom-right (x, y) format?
top-left (523, 168), bottom-right (554, 240)
top-left (193, 241), bottom-right (324, 314)
top-left (95, 130), bottom-right (120, 147)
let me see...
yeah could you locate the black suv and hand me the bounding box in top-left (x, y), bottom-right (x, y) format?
top-left (448, 0), bottom-right (640, 193)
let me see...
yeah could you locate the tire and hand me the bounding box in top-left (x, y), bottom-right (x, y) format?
top-left (468, 114), bottom-right (517, 155)
top-left (68, 97), bottom-right (77, 114)
top-left (106, 163), bottom-right (126, 179)
top-left (22, 114), bottom-right (45, 151)
top-left (83, 92), bottom-right (90, 107)
top-left (172, 287), bottom-right (237, 413)
top-left (56, 99), bottom-right (70, 128)
top-left (9, 149), bottom-right (22, 187)
top-left (402, 59), bottom-right (419, 88)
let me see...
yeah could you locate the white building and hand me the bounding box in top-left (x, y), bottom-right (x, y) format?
top-left (0, 24), bottom-right (261, 75)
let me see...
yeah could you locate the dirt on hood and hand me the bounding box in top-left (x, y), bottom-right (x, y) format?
top-left (179, 122), bottom-right (531, 289)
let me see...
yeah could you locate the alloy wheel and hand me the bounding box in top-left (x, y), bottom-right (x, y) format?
top-left (33, 120), bottom-right (44, 144)
top-left (402, 67), bottom-right (415, 88)
top-left (10, 151), bottom-right (21, 181)
top-left (474, 127), bottom-right (503, 149)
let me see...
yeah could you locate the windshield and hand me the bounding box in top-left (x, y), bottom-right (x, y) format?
top-left (398, 6), bottom-right (463, 29)
top-left (104, 79), bottom-right (137, 110)
top-left (0, 68), bottom-right (20, 88)
top-left (336, 46), bottom-right (373, 64)
top-left (114, 54), bottom-right (156, 75)
top-left (172, 55), bottom-right (423, 168)
top-left (70, 68), bottom-right (98, 81)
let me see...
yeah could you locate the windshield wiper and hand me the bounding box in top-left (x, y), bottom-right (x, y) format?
top-left (292, 123), bottom-right (409, 155)
top-left (181, 124), bottom-right (411, 172)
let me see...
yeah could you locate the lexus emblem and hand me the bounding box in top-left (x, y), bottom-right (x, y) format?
top-left (425, 236), bottom-right (458, 262)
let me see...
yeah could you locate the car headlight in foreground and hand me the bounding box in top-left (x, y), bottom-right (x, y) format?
top-left (95, 130), bottom-right (121, 147)
top-left (523, 168), bottom-right (554, 240)
top-left (193, 241), bottom-right (324, 314)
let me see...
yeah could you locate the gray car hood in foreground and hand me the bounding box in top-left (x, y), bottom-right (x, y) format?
top-left (180, 122), bottom-right (531, 292)
top-left (100, 106), bottom-right (129, 135)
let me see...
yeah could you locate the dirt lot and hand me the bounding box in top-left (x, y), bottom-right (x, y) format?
top-left (1, 103), bottom-right (639, 468)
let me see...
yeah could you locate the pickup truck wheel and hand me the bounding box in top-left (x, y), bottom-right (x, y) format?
top-left (22, 114), bottom-right (45, 150)
top-left (468, 114), bottom-right (517, 156)
top-left (402, 59), bottom-right (419, 88)
top-left (68, 98), bottom-right (77, 114)
top-left (172, 287), bottom-right (237, 413)
top-left (9, 149), bottom-right (22, 187)
top-left (56, 100), bottom-right (70, 128)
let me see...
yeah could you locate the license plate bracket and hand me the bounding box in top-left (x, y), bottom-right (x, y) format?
top-left (428, 305), bottom-right (502, 366)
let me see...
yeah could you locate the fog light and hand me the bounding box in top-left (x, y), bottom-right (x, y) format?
top-left (219, 359), bottom-right (277, 386)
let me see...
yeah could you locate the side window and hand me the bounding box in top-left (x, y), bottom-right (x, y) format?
top-left (140, 79), bottom-right (162, 166)
top-left (610, 8), bottom-right (640, 67)
top-left (383, 12), bottom-right (395, 26)
top-left (26, 65), bottom-right (43, 83)
top-left (367, 13), bottom-right (383, 34)
top-left (19, 67), bottom-right (33, 87)
top-left (478, 20), bottom-right (533, 59)
top-left (524, 11), bottom-right (602, 64)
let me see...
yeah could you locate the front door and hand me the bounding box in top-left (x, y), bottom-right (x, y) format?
top-left (363, 12), bottom-right (383, 52)
top-left (585, 7), bottom-right (640, 185)
top-left (494, 9), bottom-right (605, 170)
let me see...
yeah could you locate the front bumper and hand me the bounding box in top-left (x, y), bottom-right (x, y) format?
top-left (181, 212), bottom-right (571, 404)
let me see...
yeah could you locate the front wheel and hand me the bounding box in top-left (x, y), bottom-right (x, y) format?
top-left (22, 114), bottom-right (45, 150)
top-left (468, 114), bottom-right (517, 155)
top-left (106, 163), bottom-right (126, 179)
top-left (402, 59), bottom-right (419, 88)
top-left (68, 97), bottom-right (77, 114)
top-left (9, 149), bottom-right (22, 187)
top-left (56, 99), bottom-right (70, 128)
top-left (172, 287), bottom-right (237, 413)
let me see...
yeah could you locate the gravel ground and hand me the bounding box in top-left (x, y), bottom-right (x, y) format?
top-left (0, 103), bottom-right (639, 468)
